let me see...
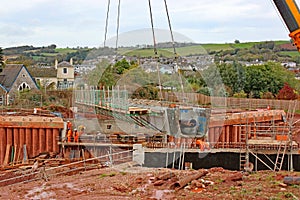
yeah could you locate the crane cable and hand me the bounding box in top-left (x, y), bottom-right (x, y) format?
top-left (164, 0), bottom-right (177, 58)
top-left (148, 0), bottom-right (163, 101)
top-left (103, 0), bottom-right (111, 47)
top-left (115, 0), bottom-right (121, 51)
top-left (148, 0), bottom-right (158, 56)
top-left (164, 0), bottom-right (185, 102)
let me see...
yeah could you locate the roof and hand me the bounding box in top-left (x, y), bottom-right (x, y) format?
top-left (0, 64), bottom-right (39, 91)
top-left (57, 61), bottom-right (73, 68)
top-left (0, 64), bottom-right (24, 90)
top-left (27, 66), bottom-right (57, 78)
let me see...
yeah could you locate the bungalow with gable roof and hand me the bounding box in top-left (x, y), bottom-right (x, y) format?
top-left (0, 64), bottom-right (39, 105)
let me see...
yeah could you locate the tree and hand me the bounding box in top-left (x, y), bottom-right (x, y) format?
top-left (0, 47), bottom-right (4, 72)
top-left (217, 62), bottom-right (245, 96)
top-left (276, 82), bottom-right (298, 100)
top-left (244, 62), bottom-right (289, 98)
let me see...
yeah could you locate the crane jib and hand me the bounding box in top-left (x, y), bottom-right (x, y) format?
top-left (273, 0), bottom-right (300, 32)
top-left (273, 0), bottom-right (300, 51)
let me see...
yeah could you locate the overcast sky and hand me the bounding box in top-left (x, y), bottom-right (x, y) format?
top-left (1, 0), bottom-right (298, 48)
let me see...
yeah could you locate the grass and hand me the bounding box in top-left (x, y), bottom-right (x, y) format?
top-left (278, 51), bottom-right (300, 57)
top-left (99, 172), bottom-right (116, 178)
top-left (40, 53), bottom-right (59, 57)
top-left (122, 48), bottom-right (174, 57)
top-left (120, 40), bottom-right (294, 57)
top-left (120, 171), bottom-right (127, 176)
top-left (55, 48), bottom-right (78, 54)
top-left (164, 45), bottom-right (207, 56)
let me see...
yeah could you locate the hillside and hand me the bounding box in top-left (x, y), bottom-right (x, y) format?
top-left (2, 40), bottom-right (300, 66)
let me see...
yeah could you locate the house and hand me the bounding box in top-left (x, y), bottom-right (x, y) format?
top-left (28, 60), bottom-right (75, 90)
top-left (29, 66), bottom-right (57, 90)
top-left (57, 61), bottom-right (75, 90)
top-left (0, 64), bottom-right (39, 105)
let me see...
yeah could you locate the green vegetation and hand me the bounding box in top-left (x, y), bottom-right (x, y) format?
top-left (2, 40), bottom-right (298, 65)
top-left (193, 61), bottom-right (299, 98)
top-left (0, 47), bottom-right (4, 71)
top-left (278, 51), bottom-right (300, 57)
top-left (3, 40), bottom-right (300, 101)
top-left (99, 172), bottom-right (117, 178)
top-left (55, 48), bottom-right (78, 54)
top-left (123, 48), bottom-right (174, 57)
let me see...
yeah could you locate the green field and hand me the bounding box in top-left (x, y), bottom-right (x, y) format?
top-left (122, 48), bottom-right (175, 57)
top-left (55, 48), bottom-right (77, 54)
top-left (120, 40), bottom-right (293, 57)
top-left (40, 53), bottom-right (59, 57)
top-left (278, 51), bottom-right (300, 57)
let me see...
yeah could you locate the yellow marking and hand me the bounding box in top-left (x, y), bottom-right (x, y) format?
top-left (286, 0), bottom-right (300, 27)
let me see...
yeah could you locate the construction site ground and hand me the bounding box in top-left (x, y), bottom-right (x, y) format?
top-left (0, 164), bottom-right (299, 200)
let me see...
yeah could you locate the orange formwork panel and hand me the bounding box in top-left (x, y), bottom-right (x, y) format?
top-left (232, 126), bottom-right (238, 145)
top-left (19, 128), bottom-right (25, 161)
top-left (218, 127), bottom-right (225, 147)
top-left (19, 128), bottom-right (25, 147)
top-left (46, 129), bottom-right (53, 152)
top-left (25, 128), bottom-right (32, 158)
top-left (0, 116), bottom-right (64, 165)
top-left (39, 129), bottom-right (46, 153)
top-left (53, 128), bottom-right (60, 153)
top-left (225, 126), bottom-right (230, 144)
top-left (208, 128), bottom-right (214, 145)
top-left (32, 128), bottom-right (39, 157)
top-left (0, 128), bottom-right (6, 165)
top-left (7, 128), bottom-right (13, 146)
top-left (13, 128), bottom-right (19, 148)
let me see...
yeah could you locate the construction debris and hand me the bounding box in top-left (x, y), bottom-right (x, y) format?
top-left (169, 169), bottom-right (209, 190)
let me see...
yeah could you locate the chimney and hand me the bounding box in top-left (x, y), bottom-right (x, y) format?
top-left (55, 59), bottom-right (58, 69)
top-left (70, 58), bottom-right (73, 65)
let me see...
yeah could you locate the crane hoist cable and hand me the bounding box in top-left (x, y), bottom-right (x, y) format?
top-left (163, 0), bottom-right (185, 102)
top-left (103, 0), bottom-right (111, 47)
top-left (164, 0), bottom-right (177, 58)
top-left (148, 0), bottom-right (163, 100)
top-left (148, 0), bottom-right (158, 56)
top-left (115, 0), bottom-right (121, 51)
top-left (103, 0), bottom-right (121, 53)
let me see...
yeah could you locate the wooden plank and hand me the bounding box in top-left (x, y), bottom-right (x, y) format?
top-left (23, 144), bottom-right (28, 164)
top-left (13, 145), bottom-right (18, 165)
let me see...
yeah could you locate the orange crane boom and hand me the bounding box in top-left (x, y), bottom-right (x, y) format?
top-left (273, 0), bottom-right (300, 51)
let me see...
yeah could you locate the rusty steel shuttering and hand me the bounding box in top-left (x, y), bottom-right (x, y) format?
top-left (0, 116), bottom-right (64, 165)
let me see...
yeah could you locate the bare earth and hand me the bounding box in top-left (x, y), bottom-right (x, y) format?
top-left (0, 163), bottom-right (299, 200)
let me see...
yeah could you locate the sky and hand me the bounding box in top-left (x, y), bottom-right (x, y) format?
top-left (1, 0), bottom-right (298, 48)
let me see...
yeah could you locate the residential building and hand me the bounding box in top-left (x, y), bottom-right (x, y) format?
top-left (56, 61), bottom-right (75, 90)
top-left (0, 64), bottom-right (39, 105)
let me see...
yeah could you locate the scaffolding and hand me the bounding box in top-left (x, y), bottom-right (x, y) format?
top-left (239, 101), bottom-right (297, 172)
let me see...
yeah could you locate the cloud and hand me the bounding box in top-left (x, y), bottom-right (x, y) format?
top-left (0, 0), bottom-right (295, 47)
